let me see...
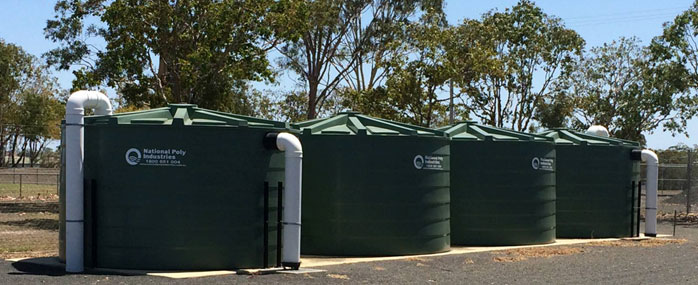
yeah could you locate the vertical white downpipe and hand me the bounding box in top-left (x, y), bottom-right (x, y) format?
top-left (275, 132), bottom-right (303, 269)
top-left (641, 149), bottom-right (659, 237)
top-left (65, 91), bottom-right (112, 273)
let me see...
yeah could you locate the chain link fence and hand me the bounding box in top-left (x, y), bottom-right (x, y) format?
top-left (0, 168), bottom-right (59, 199)
top-left (653, 150), bottom-right (697, 224)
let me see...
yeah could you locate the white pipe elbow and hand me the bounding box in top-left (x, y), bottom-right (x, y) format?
top-left (276, 132), bottom-right (303, 156)
top-left (641, 149), bottom-right (658, 165)
top-left (66, 90), bottom-right (113, 118)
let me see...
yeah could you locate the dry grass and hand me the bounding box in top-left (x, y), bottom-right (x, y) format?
top-left (0, 202), bottom-right (58, 259)
top-left (588, 238), bottom-right (687, 248)
top-left (0, 184), bottom-right (59, 199)
top-left (492, 246), bottom-right (584, 263)
top-left (405, 257), bottom-right (430, 262)
top-left (327, 274), bottom-right (350, 280)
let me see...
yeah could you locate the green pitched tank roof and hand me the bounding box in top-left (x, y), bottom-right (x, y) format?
top-left (85, 104), bottom-right (290, 129)
top-left (294, 111), bottom-right (445, 136)
top-left (440, 121), bottom-right (553, 142)
top-left (538, 128), bottom-right (640, 146)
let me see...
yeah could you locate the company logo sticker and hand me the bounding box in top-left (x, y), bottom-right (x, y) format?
top-left (125, 147), bottom-right (187, 167)
top-left (125, 148), bottom-right (142, 165)
top-left (413, 155), bottom-right (425, 169)
top-left (414, 154), bottom-right (444, 170)
top-left (532, 157), bottom-right (554, 171)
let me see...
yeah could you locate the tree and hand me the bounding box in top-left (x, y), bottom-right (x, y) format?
top-left (648, 1), bottom-right (698, 135)
top-left (0, 39), bottom-right (63, 167)
top-left (559, 37), bottom-right (690, 144)
top-left (278, 0), bottom-right (441, 120)
top-left (449, 0), bottom-right (584, 131)
top-left (45, 0), bottom-right (306, 112)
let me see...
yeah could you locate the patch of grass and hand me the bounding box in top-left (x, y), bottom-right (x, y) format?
top-left (327, 274), bottom-right (350, 280)
top-left (0, 183), bottom-right (58, 199)
top-left (492, 246), bottom-right (584, 263)
top-left (0, 207), bottom-right (58, 259)
top-left (588, 238), bottom-right (687, 247)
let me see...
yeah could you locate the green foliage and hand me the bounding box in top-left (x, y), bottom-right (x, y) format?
top-left (448, 0), bottom-right (584, 131)
top-left (278, 0), bottom-right (442, 119)
top-left (45, 0), bottom-right (306, 112)
top-left (0, 39), bottom-right (63, 167)
top-left (559, 37), bottom-right (690, 144)
top-left (647, 1), bottom-right (698, 135)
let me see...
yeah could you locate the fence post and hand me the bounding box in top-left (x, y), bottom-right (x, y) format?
top-left (19, 174), bottom-right (22, 198)
top-left (687, 150), bottom-right (693, 214)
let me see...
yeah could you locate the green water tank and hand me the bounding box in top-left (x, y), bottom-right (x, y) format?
top-left (60, 104), bottom-right (290, 270)
top-left (296, 112), bottom-right (450, 256)
top-left (442, 122), bottom-right (556, 245)
top-left (539, 129), bottom-right (641, 238)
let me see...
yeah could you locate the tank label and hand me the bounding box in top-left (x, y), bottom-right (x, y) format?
top-left (125, 147), bottom-right (187, 167)
top-left (414, 155), bottom-right (444, 170)
top-left (531, 157), bottom-right (554, 171)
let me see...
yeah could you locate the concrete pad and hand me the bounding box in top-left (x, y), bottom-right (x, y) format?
top-left (4, 234), bottom-right (675, 279)
top-left (300, 237), bottom-right (621, 267)
top-left (277, 268), bottom-right (326, 275)
top-left (146, 270), bottom-right (237, 279)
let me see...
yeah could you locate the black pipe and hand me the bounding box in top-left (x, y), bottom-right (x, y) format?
top-left (631, 181), bottom-right (636, 237)
top-left (263, 182), bottom-right (269, 268)
top-left (637, 180), bottom-right (642, 237)
top-left (277, 181), bottom-right (283, 268)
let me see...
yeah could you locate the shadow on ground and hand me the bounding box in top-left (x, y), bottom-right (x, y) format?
top-left (9, 257), bottom-right (140, 277)
top-left (10, 257), bottom-right (66, 277)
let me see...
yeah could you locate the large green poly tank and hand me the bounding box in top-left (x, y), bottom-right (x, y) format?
top-left (296, 112), bottom-right (450, 256)
top-left (442, 122), bottom-right (556, 245)
top-left (539, 129), bottom-right (641, 238)
top-left (60, 104), bottom-right (290, 270)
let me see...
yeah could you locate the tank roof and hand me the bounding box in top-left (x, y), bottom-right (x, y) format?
top-left (538, 128), bottom-right (640, 146)
top-left (439, 121), bottom-right (553, 142)
top-left (294, 112), bottom-right (445, 137)
top-left (84, 104), bottom-right (290, 129)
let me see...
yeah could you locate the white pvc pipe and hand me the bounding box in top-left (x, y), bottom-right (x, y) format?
top-left (641, 149), bottom-right (658, 237)
top-left (65, 91), bottom-right (112, 273)
top-left (276, 132), bottom-right (303, 269)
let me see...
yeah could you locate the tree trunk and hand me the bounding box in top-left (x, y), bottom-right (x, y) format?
top-left (307, 82), bottom-right (318, 119)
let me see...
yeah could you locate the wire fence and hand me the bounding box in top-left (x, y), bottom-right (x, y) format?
top-left (0, 168), bottom-right (59, 199)
top-left (652, 150), bottom-right (697, 223)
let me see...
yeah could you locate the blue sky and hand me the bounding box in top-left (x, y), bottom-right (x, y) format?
top-left (0, 0), bottom-right (696, 149)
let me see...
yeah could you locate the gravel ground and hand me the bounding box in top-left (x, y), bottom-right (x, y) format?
top-left (1, 222), bottom-right (697, 284)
